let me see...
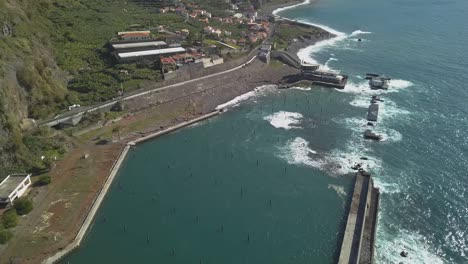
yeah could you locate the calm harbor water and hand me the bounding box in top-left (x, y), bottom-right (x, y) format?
top-left (62, 0), bottom-right (468, 262)
top-left (62, 87), bottom-right (357, 263)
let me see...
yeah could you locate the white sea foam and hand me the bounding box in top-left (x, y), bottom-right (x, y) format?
top-left (389, 79), bottom-right (414, 89)
top-left (272, 0), bottom-right (311, 15)
top-left (376, 229), bottom-right (445, 264)
top-left (290, 86), bottom-right (312, 91)
top-left (328, 184), bottom-right (347, 198)
top-left (372, 176), bottom-right (402, 194)
top-left (323, 57), bottom-right (338, 71)
top-left (349, 30), bottom-right (372, 37)
top-left (264, 111), bottom-right (303, 130)
top-left (215, 85), bottom-right (276, 110)
top-left (278, 136), bottom-right (383, 175)
top-left (349, 97), bottom-right (372, 108)
top-left (340, 79), bottom-right (414, 95)
top-left (327, 148), bottom-right (382, 175)
top-left (280, 137), bottom-right (322, 168)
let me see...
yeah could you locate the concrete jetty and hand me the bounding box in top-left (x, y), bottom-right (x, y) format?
top-left (338, 171), bottom-right (380, 264)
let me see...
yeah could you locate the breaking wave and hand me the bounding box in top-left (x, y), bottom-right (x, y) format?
top-left (376, 229), bottom-right (445, 264)
top-left (264, 111), bottom-right (303, 130)
top-left (278, 137), bottom-right (381, 175)
top-left (279, 137), bottom-right (322, 168)
top-left (216, 85), bottom-right (276, 110)
top-left (339, 79), bottom-right (414, 95)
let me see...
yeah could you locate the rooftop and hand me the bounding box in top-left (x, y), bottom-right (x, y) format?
top-left (0, 174), bottom-right (30, 198)
top-left (118, 47), bottom-right (186, 59)
top-left (112, 41), bottom-right (167, 50)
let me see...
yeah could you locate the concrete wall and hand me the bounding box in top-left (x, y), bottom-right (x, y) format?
top-left (338, 172), bottom-right (380, 264)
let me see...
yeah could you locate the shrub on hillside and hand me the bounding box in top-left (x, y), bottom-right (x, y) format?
top-left (13, 197), bottom-right (33, 215)
top-left (37, 175), bottom-right (52, 186)
top-left (0, 228), bottom-right (13, 244)
top-left (1, 210), bottom-right (18, 229)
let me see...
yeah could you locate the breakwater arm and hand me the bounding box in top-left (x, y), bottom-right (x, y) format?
top-left (338, 172), bottom-right (380, 264)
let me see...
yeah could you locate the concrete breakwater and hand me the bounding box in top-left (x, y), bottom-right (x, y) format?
top-left (338, 171), bottom-right (380, 264)
top-left (43, 110), bottom-right (223, 264)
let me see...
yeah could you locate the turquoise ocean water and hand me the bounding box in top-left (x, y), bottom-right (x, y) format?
top-left (61, 0), bottom-right (468, 263)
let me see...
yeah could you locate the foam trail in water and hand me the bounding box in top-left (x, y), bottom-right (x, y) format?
top-left (328, 184), bottom-right (347, 199)
top-left (216, 85), bottom-right (276, 110)
top-left (264, 111), bottom-right (303, 130)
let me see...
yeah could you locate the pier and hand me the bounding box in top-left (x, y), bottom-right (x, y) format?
top-left (278, 59), bottom-right (348, 89)
top-left (338, 171), bottom-right (380, 264)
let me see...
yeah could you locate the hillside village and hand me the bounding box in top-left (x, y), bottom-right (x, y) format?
top-left (107, 0), bottom-right (273, 80)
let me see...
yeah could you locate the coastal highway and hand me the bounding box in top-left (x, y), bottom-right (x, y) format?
top-left (36, 55), bottom-right (258, 127)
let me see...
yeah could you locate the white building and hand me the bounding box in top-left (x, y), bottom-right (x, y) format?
top-left (0, 174), bottom-right (32, 205)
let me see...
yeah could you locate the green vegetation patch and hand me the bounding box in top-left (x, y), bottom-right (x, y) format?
top-left (14, 197), bottom-right (34, 216)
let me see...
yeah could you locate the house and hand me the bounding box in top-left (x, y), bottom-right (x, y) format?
top-left (180, 29), bottom-right (190, 36)
top-left (212, 17), bottom-right (223, 23)
top-left (204, 26), bottom-right (214, 34)
top-left (0, 174), bottom-right (32, 206)
top-left (160, 57), bottom-right (177, 73)
top-left (224, 31), bottom-right (232, 36)
top-left (116, 47), bottom-right (186, 62)
top-left (198, 18), bottom-right (209, 23)
top-left (118, 31), bottom-right (152, 41)
top-left (238, 38), bottom-right (246, 46)
top-left (248, 34), bottom-right (258, 43)
top-left (172, 53), bottom-right (195, 64)
top-left (248, 23), bottom-right (262, 31)
top-left (111, 41), bottom-right (168, 53)
top-left (223, 17), bottom-right (233, 24)
top-left (256, 31), bottom-right (267, 39)
top-left (204, 26), bottom-right (222, 37)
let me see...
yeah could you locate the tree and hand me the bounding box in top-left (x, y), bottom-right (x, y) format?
top-left (0, 228), bottom-right (13, 244)
top-left (112, 126), bottom-right (122, 140)
top-left (13, 197), bottom-right (33, 215)
top-left (1, 210), bottom-right (18, 229)
top-left (37, 174), bottom-right (52, 186)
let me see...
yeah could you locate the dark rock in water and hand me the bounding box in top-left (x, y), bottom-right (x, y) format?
top-left (364, 129), bottom-right (382, 141)
top-left (358, 38), bottom-right (362, 42)
top-left (367, 122), bottom-right (374, 126)
top-left (400, 251), bottom-right (408, 257)
top-left (360, 157), bottom-right (369, 160)
top-left (351, 163), bottom-right (362, 170)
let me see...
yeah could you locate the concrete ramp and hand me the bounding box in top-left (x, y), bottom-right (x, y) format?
top-left (271, 51), bottom-right (301, 69)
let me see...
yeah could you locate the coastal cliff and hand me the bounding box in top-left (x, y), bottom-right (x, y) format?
top-left (0, 0), bottom-right (68, 177)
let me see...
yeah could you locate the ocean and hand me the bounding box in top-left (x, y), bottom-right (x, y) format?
top-left (61, 0), bottom-right (468, 263)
